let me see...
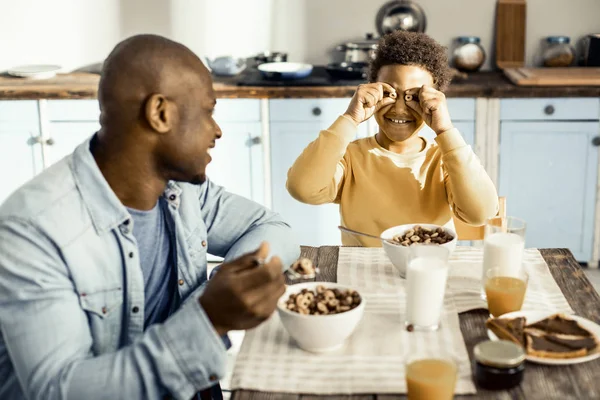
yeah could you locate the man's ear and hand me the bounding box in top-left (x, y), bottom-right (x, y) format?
top-left (144, 94), bottom-right (176, 133)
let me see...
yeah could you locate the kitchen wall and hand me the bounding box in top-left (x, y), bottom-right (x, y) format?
top-left (298, 0), bottom-right (600, 70)
top-left (0, 0), bottom-right (275, 72)
top-left (0, 0), bottom-right (121, 72)
top-left (1, 0), bottom-right (599, 72)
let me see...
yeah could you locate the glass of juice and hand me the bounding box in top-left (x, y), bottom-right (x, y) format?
top-left (481, 216), bottom-right (526, 300)
top-left (484, 267), bottom-right (529, 317)
top-left (406, 354), bottom-right (457, 400)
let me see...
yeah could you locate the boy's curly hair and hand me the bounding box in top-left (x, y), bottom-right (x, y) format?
top-left (369, 31), bottom-right (451, 91)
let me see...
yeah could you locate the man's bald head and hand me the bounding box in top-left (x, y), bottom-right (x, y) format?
top-left (94, 34), bottom-right (221, 186)
top-left (98, 34), bottom-right (210, 127)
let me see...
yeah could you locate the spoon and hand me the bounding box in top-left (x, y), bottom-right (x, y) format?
top-left (253, 257), bottom-right (318, 280)
top-left (337, 225), bottom-right (398, 245)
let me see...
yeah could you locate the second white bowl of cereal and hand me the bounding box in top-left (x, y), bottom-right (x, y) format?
top-left (277, 282), bottom-right (365, 353)
top-left (381, 223), bottom-right (457, 278)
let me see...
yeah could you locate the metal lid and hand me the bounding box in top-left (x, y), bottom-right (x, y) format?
top-left (344, 41), bottom-right (378, 50)
top-left (546, 36), bottom-right (570, 44)
top-left (457, 36), bottom-right (481, 44)
top-left (375, 0), bottom-right (427, 35)
top-left (342, 33), bottom-right (379, 50)
top-left (474, 340), bottom-right (526, 368)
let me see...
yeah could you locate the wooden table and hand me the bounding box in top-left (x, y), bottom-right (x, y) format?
top-left (233, 246), bottom-right (600, 400)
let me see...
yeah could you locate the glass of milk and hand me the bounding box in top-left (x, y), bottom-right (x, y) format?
top-left (481, 217), bottom-right (527, 300)
top-left (405, 245), bottom-right (451, 331)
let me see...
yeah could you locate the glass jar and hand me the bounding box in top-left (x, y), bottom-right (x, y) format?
top-left (542, 36), bottom-right (575, 67)
top-left (452, 36), bottom-right (486, 72)
top-left (473, 340), bottom-right (526, 390)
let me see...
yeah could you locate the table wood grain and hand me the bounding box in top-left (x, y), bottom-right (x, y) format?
top-left (233, 247), bottom-right (600, 400)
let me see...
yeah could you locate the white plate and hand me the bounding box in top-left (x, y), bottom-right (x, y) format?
top-left (257, 62), bottom-right (312, 73)
top-left (487, 310), bottom-right (600, 365)
top-left (7, 65), bottom-right (61, 79)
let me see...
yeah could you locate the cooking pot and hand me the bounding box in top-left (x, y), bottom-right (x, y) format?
top-left (252, 51), bottom-right (288, 66)
top-left (335, 33), bottom-right (379, 64)
top-left (325, 62), bottom-right (368, 80)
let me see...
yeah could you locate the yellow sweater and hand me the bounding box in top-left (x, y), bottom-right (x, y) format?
top-left (286, 115), bottom-right (499, 247)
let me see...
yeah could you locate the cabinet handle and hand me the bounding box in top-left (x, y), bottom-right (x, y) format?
top-left (26, 136), bottom-right (55, 146)
top-left (592, 136), bottom-right (600, 147)
top-left (27, 136), bottom-right (43, 146)
top-left (544, 105), bottom-right (555, 115)
top-left (312, 107), bottom-right (322, 116)
top-left (247, 136), bottom-right (262, 146)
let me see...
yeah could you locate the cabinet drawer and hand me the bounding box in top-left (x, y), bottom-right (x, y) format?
top-left (501, 98), bottom-right (600, 121)
top-left (214, 99), bottom-right (260, 122)
top-left (47, 100), bottom-right (100, 121)
top-left (269, 99), bottom-right (350, 122)
top-left (0, 101), bottom-right (38, 123)
top-left (270, 98), bottom-right (475, 123)
top-left (46, 99), bottom-right (261, 123)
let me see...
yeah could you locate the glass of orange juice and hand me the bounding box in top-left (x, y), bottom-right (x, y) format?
top-left (484, 267), bottom-right (529, 318)
top-left (405, 354), bottom-right (457, 400)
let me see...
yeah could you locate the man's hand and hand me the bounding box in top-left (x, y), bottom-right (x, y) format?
top-left (199, 242), bottom-right (285, 336)
top-left (404, 85), bottom-right (454, 135)
top-left (343, 83), bottom-right (397, 125)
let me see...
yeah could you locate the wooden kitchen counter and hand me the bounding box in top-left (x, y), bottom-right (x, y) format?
top-left (2, 71), bottom-right (600, 100)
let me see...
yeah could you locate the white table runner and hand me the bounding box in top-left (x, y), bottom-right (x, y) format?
top-left (337, 246), bottom-right (573, 315)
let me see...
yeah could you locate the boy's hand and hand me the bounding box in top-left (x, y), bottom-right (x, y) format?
top-left (343, 83), bottom-right (397, 125)
top-left (404, 85), bottom-right (454, 135)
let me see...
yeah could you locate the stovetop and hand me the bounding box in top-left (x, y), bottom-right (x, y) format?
top-left (236, 66), bottom-right (366, 87)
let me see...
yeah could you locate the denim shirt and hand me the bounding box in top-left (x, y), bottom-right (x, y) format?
top-left (0, 137), bottom-right (300, 400)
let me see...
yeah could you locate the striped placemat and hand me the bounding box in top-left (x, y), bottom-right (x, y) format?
top-left (229, 248), bottom-right (480, 395)
top-left (230, 293), bottom-right (475, 394)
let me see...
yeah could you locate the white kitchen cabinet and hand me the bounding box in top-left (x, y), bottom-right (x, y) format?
top-left (269, 98), bottom-right (367, 247)
top-left (208, 99), bottom-right (264, 204)
top-left (47, 99), bottom-right (100, 121)
top-left (43, 100), bottom-right (99, 168)
top-left (270, 121), bottom-right (344, 247)
top-left (0, 101), bottom-right (42, 204)
top-left (44, 122), bottom-right (98, 168)
top-left (43, 99), bottom-right (266, 205)
top-left (0, 122), bottom-right (43, 204)
top-left (498, 98), bottom-right (600, 262)
top-left (206, 122), bottom-right (264, 204)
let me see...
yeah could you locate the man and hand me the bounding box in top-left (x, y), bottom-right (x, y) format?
top-left (0, 34), bottom-right (300, 399)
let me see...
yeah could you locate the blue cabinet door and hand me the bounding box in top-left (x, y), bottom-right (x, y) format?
top-left (498, 121), bottom-right (599, 261)
top-left (270, 121), bottom-right (344, 247)
top-left (206, 122), bottom-right (264, 204)
top-left (418, 121), bottom-right (475, 148)
top-left (416, 99), bottom-right (476, 148)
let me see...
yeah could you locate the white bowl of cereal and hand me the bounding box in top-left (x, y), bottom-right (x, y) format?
top-left (381, 223), bottom-right (457, 278)
top-left (277, 282), bottom-right (365, 353)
